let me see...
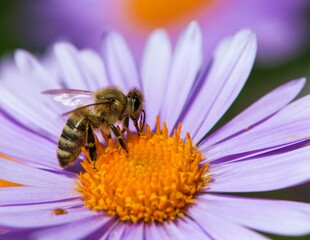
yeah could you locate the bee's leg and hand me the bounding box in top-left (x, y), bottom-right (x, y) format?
top-left (110, 124), bottom-right (128, 153)
top-left (121, 115), bottom-right (129, 134)
top-left (133, 120), bottom-right (140, 136)
top-left (85, 124), bottom-right (97, 163)
top-left (139, 109), bottom-right (146, 133)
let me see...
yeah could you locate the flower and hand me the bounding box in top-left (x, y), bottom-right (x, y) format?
top-left (1, 22), bottom-right (310, 239)
top-left (23, 0), bottom-right (309, 62)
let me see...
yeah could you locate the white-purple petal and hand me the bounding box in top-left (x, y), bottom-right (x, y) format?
top-left (79, 49), bottom-right (110, 90)
top-left (182, 29), bottom-right (257, 143)
top-left (101, 31), bottom-right (140, 91)
top-left (161, 21), bottom-right (203, 130)
top-left (14, 49), bottom-right (60, 89)
top-left (54, 42), bottom-right (92, 89)
top-left (141, 29), bottom-right (172, 128)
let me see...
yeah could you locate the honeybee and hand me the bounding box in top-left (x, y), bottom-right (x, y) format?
top-left (43, 87), bottom-right (145, 167)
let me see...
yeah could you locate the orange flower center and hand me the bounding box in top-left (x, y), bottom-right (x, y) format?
top-left (126, 0), bottom-right (215, 28)
top-left (77, 117), bottom-right (210, 223)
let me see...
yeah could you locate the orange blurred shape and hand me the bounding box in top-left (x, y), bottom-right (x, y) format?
top-left (128, 0), bottom-right (214, 27)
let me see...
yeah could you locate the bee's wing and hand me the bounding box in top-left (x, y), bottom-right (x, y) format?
top-left (61, 98), bottom-right (116, 117)
top-left (42, 89), bottom-right (94, 107)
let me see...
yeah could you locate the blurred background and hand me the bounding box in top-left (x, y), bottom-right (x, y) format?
top-left (0, 1), bottom-right (310, 238)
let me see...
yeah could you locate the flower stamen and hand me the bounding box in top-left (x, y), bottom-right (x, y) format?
top-left (77, 117), bottom-right (210, 223)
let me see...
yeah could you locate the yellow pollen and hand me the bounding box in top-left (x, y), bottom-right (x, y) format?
top-left (126, 0), bottom-right (215, 28)
top-left (77, 117), bottom-right (210, 223)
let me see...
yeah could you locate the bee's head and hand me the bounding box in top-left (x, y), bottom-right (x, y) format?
top-left (127, 88), bottom-right (144, 122)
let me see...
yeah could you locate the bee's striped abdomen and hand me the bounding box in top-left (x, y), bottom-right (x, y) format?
top-left (57, 112), bottom-right (87, 167)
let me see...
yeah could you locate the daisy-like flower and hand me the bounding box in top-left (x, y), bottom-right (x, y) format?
top-left (1, 22), bottom-right (310, 239)
top-left (23, 0), bottom-right (309, 62)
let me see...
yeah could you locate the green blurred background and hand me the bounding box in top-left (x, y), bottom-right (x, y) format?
top-left (0, 1), bottom-right (309, 239)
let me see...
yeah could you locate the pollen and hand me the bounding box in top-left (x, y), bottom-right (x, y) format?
top-left (77, 117), bottom-right (210, 223)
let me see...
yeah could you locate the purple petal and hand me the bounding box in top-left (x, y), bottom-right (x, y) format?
top-left (202, 78), bottom-right (306, 147)
top-left (99, 221), bottom-right (126, 240)
top-left (164, 218), bottom-right (210, 240)
top-left (145, 224), bottom-right (170, 240)
top-left (0, 157), bottom-right (74, 187)
top-left (0, 199), bottom-right (82, 213)
top-left (0, 86), bottom-right (63, 139)
top-left (122, 223), bottom-right (144, 240)
top-left (189, 202), bottom-right (268, 240)
top-left (205, 118), bottom-right (310, 162)
top-left (196, 194), bottom-right (310, 236)
top-left (207, 145), bottom-right (310, 192)
top-left (204, 93), bottom-right (310, 161)
top-left (141, 29), bottom-right (172, 128)
top-left (79, 50), bottom-right (109, 90)
top-left (161, 21), bottom-right (203, 130)
top-left (182, 29), bottom-right (257, 143)
top-left (0, 186), bottom-right (77, 205)
top-left (0, 208), bottom-right (97, 228)
top-left (0, 114), bottom-right (59, 168)
top-left (31, 215), bottom-right (110, 240)
top-left (101, 31), bottom-right (140, 91)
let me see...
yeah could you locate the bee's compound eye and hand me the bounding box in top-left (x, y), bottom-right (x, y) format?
top-left (133, 97), bottom-right (141, 113)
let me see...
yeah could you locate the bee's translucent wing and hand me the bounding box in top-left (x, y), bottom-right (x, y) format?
top-left (42, 89), bottom-right (95, 107)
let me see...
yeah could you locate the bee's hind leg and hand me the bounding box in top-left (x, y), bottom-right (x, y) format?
top-left (85, 124), bottom-right (97, 166)
top-left (110, 124), bottom-right (128, 153)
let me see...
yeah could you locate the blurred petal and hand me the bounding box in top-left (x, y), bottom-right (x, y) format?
top-left (207, 145), bottom-right (310, 192)
top-left (141, 29), bottom-right (172, 127)
top-left (14, 49), bottom-right (60, 89)
top-left (54, 42), bottom-right (95, 89)
top-left (101, 31), bottom-right (140, 91)
top-left (161, 21), bottom-right (203, 130)
top-left (196, 194), bottom-right (310, 236)
top-left (79, 49), bottom-right (109, 90)
top-left (182, 29), bottom-right (257, 143)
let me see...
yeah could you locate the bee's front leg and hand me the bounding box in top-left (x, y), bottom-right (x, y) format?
top-left (110, 124), bottom-right (128, 153)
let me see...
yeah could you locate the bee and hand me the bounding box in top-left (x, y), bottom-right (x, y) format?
top-left (43, 87), bottom-right (145, 167)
